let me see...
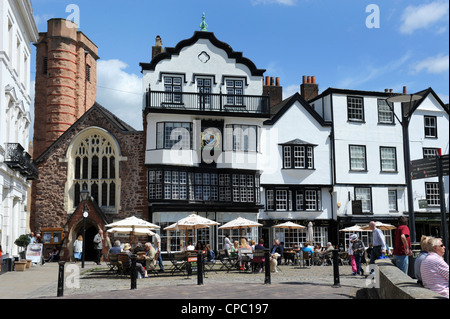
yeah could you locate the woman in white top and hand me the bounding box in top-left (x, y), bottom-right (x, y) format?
top-left (73, 235), bottom-right (83, 262)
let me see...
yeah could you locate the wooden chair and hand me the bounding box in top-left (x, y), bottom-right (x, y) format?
top-left (107, 253), bottom-right (119, 274)
top-left (302, 251), bottom-right (312, 267)
top-left (117, 253), bottom-right (131, 276)
top-left (251, 249), bottom-right (265, 272)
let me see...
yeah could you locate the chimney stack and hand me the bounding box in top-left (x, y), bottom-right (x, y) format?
top-left (300, 75), bottom-right (319, 101)
top-left (263, 75), bottom-right (283, 107)
top-left (403, 86), bottom-right (407, 94)
top-left (152, 35), bottom-right (163, 59)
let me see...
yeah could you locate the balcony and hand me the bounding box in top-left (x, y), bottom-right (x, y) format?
top-left (144, 90), bottom-right (270, 118)
top-left (4, 143), bottom-right (39, 180)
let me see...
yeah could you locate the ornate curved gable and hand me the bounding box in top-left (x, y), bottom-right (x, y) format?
top-left (140, 31), bottom-right (265, 76)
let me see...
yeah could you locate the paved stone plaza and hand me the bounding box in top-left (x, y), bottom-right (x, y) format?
top-left (0, 261), bottom-right (372, 300)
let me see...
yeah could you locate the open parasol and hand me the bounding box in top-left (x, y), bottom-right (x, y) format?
top-left (164, 213), bottom-right (220, 245)
top-left (273, 221), bottom-right (306, 230)
top-left (361, 221), bottom-right (397, 231)
top-left (339, 225), bottom-right (372, 232)
top-left (218, 216), bottom-right (262, 237)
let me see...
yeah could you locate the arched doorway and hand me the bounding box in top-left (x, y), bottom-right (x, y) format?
top-left (71, 219), bottom-right (99, 262)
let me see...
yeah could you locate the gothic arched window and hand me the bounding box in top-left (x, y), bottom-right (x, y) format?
top-left (66, 128), bottom-right (121, 214)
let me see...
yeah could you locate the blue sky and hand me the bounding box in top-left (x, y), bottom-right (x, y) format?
top-left (30, 0), bottom-right (449, 131)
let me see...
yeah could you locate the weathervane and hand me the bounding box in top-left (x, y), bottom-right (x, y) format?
top-left (200, 12), bottom-right (208, 31)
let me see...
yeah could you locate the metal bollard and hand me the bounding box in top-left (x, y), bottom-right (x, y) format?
top-left (57, 261), bottom-right (66, 297)
top-left (264, 250), bottom-right (271, 285)
top-left (130, 254), bottom-right (137, 290)
top-left (197, 251), bottom-right (203, 285)
top-left (332, 249), bottom-right (340, 288)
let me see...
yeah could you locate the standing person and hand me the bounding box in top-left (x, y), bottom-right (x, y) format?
top-left (153, 232), bottom-right (165, 272)
top-left (393, 216), bottom-right (412, 274)
top-left (348, 235), bottom-right (357, 275)
top-left (420, 237), bottom-right (449, 298)
top-left (73, 235), bottom-right (83, 262)
top-left (350, 234), bottom-right (365, 276)
top-left (368, 221), bottom-right (386, 266)
top-left (224, 234), bottom-right (232, 256)
top-left (93, 229), bottom-right (103, 265)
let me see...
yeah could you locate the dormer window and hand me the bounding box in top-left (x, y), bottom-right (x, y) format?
top-left (281, 139), bottom-right (315, 169)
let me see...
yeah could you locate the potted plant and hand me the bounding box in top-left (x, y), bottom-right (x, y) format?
top-left (14, 234), bottom-right (30, 260)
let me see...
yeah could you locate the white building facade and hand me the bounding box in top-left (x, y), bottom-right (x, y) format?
top-left (140, 31), bottom-right (269, 252)
top-left (259, 93), bottom-right (334, 247)
top-left (407, 88), bottom-right (449, 240)
top-left (309, 87), bottom-right (449, 245)
top-left (0, 0), bottom-right (38, 258)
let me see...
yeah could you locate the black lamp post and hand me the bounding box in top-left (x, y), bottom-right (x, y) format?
top-left (80, 185), bottom-right (90, 269)
top-left (386, 93), bottom-right (422, 243)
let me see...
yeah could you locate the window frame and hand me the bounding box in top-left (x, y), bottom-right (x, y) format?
top-left (424, 115), bottom-right (437, 138)
top-left (377, 99), bottom-right (394, 124)
top-left (425, 182), bottom-right (440, 207)
top-left (354, 187), bottom-right (372, 213)
top-left (281, 144), bottom-right (315, 169)
top-left (380, 146), bottom-right (397, 172)
top-left (347, 96), bottom-right (364, 122)
top-left (349, 144), bottom-right (367, 171)
top-left (156, 122), bottom-right (193, 150)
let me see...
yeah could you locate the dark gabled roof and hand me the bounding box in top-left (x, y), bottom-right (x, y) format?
top-left (34, 102), bottom-right (139, 164)
top-left (279, 138), bottom-right (317, 146)
top-left (308, 87), bottom-right (400, 104)
top-left (263, 92), bottom-right (332, 126)
top-left (140, 31), bottom-right (266, 76)
top-left (402, 87), bottom-right (450, 117)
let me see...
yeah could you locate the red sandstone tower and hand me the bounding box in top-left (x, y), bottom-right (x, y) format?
top-left (33, 18), bottom-right (99, 159)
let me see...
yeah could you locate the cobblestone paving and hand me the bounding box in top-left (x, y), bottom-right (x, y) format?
top-left (39, 262), bottom-right (371, 299)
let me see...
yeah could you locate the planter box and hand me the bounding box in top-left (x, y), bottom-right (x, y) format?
top-left (26, 260), bottom-right (32, 268)
top-left (15, 261), bottom-right (27, 271)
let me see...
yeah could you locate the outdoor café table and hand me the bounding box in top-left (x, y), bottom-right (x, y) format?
top-left (283, 250), bottom-right (296, 265)
top-left (238, 248), bottom-right (252, 272)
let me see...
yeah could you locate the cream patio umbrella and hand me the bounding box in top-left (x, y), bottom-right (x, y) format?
top-left (339, 225), bottom-right (371, 232)
top-left (163, 213), bottom-right (220, 246)
top-left (273, 221), bottom-right (306, 230)
top-left (105, 216), bottom-right (160, 245)
top-left (218, 216), bottom-right (263, 237)
top-left (361, 221), bottom-right (397, 231)
top-left (107, 227), bottom-right (155, 236)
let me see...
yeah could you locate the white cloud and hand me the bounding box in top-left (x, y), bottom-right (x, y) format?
top-left (96, 59), bottom-right (143, 131)
top-left (251, 0), bottom-right (297, 6)
top-left (337, 53), bottom-right (411, 89)
top-left (411, 54), bottom-right (450, 74)
top-left (400, 1), bottom-right (449, 34)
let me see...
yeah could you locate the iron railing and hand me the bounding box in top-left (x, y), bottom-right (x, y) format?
top-left (4, 143), bottom-right (38, 180)
top-left (145, 90), bottom-right (270, 117)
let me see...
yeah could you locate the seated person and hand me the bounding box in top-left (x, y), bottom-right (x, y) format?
top-left (271, 239), bottom-right (283, 265)
top-left (252, 238), bottom-right (266, 272)
top-left (109, 240), bottom-right (122, 254)
top-left (420, 237), bottom-right (449, 298)
top-left (205, 244), bottom-right (215, 262)
top-left (123, 243), bottom-right (147, 278)
top-left (46, 246), bottom-right (60, 262)
top-left (301, 243), bottom-right (314, 256)
top-left (143, 242), bottom-right (157, 271)
top-left (186, 241), bottom-right (195, 251)
top-left (133, 242), bottom-right (145, 254)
